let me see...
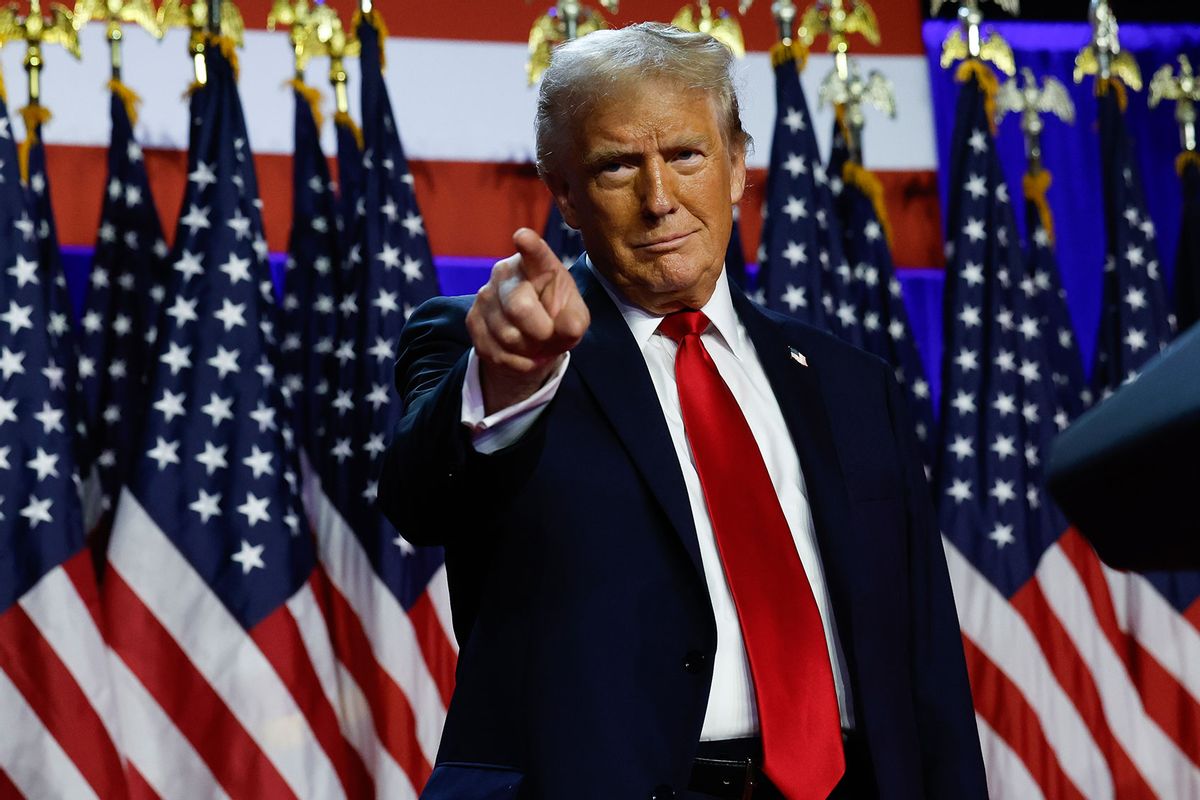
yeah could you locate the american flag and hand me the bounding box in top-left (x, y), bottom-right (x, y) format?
top-left (334, 111), bottom-right (363, 257)
top-left (1022, 169), bottom-right (1087, 422)
top-left (936, 62), bottom-right (1200, 798)
top-left (101, 44), bottom-right (371, 798)
top-left (827, 118), bottom-right (937, 473)
top-left (298, 11), bottom-right (456, 796)
top-left (78, 84), bottom-right (168, 537)
top-left (1177, 151), bottom-right (1200, 331)
top-left (756, 44), bottom-right (857, 342)
top-left (0, 80), bottom-right (128, 799)
top-left (280, 81), bottom-right (342, 471)
top-left (23, 114), bottom-right (83, 455)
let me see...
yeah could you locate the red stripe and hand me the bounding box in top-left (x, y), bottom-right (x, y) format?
top-left (62, 549), bottom-right (105, 631)
top-left (0, 591), bottom-right (127, 799)
top-left (0, 766), bottom-right (24, 800)
top-left (224, 0), bottom-right (927, 54)
top-left (407, 591), bottom-right (457, 709)
top-left (1011, 573), bottom-right (1157, 798)
top-left (125, 764), bottom-right (163, 800)
top-left (103, 567), bottom-right (298, 800)
top-left (250, 600), bottom-right (375, 798)
top-left (1056, 530), bottom-right (1200, 768)
top-left (960, 634), bottom-right (1087, 800)
top-left (40, 144), bottom-right (945, 270)
top-left (307, 567), bottom-right (434, 792)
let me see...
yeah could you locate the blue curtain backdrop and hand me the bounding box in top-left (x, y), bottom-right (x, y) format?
top-left (59, 21), bottom-right (1200, 407)
top-left (924, 20), bottom-right (1200, 393)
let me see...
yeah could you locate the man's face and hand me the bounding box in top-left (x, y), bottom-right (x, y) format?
top-left (547, 79), bottom-right (747, 314)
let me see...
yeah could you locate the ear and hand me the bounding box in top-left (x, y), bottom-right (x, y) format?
top-left (544, 171), bottom-right (582, 231)
top-left (728, 142), bottom-right (748, 205)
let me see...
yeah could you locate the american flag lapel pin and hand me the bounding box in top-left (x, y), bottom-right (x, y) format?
top-left (789, 347), bottom-right (808, 367)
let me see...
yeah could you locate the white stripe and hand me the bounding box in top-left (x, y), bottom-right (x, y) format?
top-left (0, 25), bottom-right (938, 171)
top-left (106, 649), bottom-right (231, 800)
top-left (425, 564), bottom-right (459, 654)
top-left (975, 713), bottom-right (1047, 800)
top-left (108, 488), bottom-right (346, 800)
top-left (1102, 565), bottom-right (1200, 704)
top-left (18, 564), bottom-right (124, 752)
top-left (0, 667), bottom-right (98, 800)
top-left (333, 662), bottom-right (419, 799)
top-left (1038, 544), bottom-right (1200, 798)
top-left (941, 537), bottom-right (1114, 799)
top-left (300, 462), bottom-right (446, 765)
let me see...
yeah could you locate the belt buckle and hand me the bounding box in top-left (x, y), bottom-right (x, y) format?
top-left (740, 757), bottom-right (755, 800)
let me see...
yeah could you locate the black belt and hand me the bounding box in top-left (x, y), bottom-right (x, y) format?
top-left (688, 738), bottom-right (777, 800)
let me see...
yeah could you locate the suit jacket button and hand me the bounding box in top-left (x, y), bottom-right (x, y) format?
top-left (683, 650), bottom-right (709, 674)
top-left (650, 786), bottom-right (675, 799)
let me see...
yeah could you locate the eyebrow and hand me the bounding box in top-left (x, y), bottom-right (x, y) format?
top-left (583, 135), bottom-right (713, 169)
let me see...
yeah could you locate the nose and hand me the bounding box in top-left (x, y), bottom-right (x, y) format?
top-left (639, 157), bottom-right (679, 220)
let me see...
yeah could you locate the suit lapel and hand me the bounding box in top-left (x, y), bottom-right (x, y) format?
top-left (730, 290), bottom-right (862, 668)
top-left (568, 265), bottom-right (705, 578)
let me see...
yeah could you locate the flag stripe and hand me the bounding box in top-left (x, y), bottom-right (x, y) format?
top-left (107, 490), bottom-right (346, 800)
top-left (974, 714), bottom-right (1048, 800)
top-left (250, 604), bottom-right (375, 798)
top-left (1038, 545), bottom-right (1200, 797)
top-left (1056, 532), bottom-right (1200, 766)
top-left (0, 669), bottom-right (98, 800)
top-left (961, 636), bottom-right (1087, 800)
top-left (1011, 577), bottom-right (1156, 799)
top-left (944, 539), bottom-right (1114, 798)
top-left (125, 764), bottom-right (164, 800)
top-left (104, 566), bottom-right (298, 800)
top-left (425, 565), bottom-right (459, 654)
top-left (408, 590), bottom-right (458, 708)
top-left (0, 767), bottom-right (23, 800)
top-left (0, 601), bottom-right (124, 798)
top-left (303, 471), bottom-right (447, 760)
top-left (319, 570), bottom-right (434, 791)
top-left (287, 575), bottom-right (413, 796)
top-left (105, 642), bottom-right (231, 800)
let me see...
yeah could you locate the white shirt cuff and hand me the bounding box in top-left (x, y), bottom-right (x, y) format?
top-left (460, 349), bottom-right (570, 454)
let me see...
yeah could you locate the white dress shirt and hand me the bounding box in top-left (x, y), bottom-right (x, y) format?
top-left (461, 264), bottom-right (854, 739)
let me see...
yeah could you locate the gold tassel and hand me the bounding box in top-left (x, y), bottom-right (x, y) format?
top-left (1096, 76), bottom-right (1129, 113)
top-left (352, 8), bottom-right (390, 70)
top-left (288, 78), bottom-right (325, 130)
top-left (107, 78), bottom-right (142, 127)
top-left (18, 105), bottom-right (53, 185)
top-left (1177, 150), bottom-right (1200, 177)
top-left (334, 110), bottom-right (364, 152)
top-left (955, 60), bottom-right (1000, 136)
top-left (843, 161), bottom-right (893, 251)
top-left (209, 33), bottom-right (241, 80)
top-left (769, 39), bottom-right (809, 73)
top-left (1023, 168), bottom-right (1055, 245)
top-left (833, 103), bottom-right (853, 151)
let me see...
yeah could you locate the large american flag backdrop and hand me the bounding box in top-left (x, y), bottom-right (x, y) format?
top-left (3, 1), bottom-right (1200, 797)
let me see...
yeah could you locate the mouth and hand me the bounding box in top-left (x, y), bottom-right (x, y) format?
top-left (634, 231), bottom-right (696, 253)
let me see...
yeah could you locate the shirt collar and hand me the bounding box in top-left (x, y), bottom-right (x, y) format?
top-left (585, 254), bottom-right (745, 359)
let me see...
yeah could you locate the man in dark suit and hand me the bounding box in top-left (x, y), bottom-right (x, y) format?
top-left (379, 22), bottom-right (986, 800)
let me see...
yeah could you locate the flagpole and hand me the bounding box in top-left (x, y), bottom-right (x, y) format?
top-left (771, 0), bottom-right (796, 44)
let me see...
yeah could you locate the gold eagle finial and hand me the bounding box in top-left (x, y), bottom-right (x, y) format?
top-left (1149, 55), bottom-right (1200, 153)
top-left (672, 1), bottom-right (753, 59)
top-left (934, 0), bottom-right (1018, 77)
top-left (1073, 0), bottom-right (1141, 92)
top-left (526, 1), bottom-right (619, 86)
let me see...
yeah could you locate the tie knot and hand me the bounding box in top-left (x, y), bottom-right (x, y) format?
top-left (658, 310), bottom-right (710, 344)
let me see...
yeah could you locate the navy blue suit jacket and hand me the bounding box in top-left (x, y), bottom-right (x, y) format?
top-left (379, 265), bottom-right (986, 800)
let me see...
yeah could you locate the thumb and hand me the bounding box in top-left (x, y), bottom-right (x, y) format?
top-left (513, 228), bottom-right (563, 284)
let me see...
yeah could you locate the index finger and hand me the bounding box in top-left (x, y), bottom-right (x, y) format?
top-left (512, 227), bottom-right (563, 282)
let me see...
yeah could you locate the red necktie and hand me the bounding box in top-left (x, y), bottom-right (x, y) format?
top-left (658, 310), bottom-right (844, 800)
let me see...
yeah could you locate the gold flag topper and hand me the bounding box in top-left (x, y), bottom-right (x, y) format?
top-left (933, 0), bottom-right (1017, 77)
top-left (671, 1), bottom-right (753, 59)
top-left (0, 0), bottom-right (82, 106)
top-left (267, 0), bottom-right (351, 73)
top-left (1074, 0), bottom-right (1141, 92)
top-left (798, 0), bottom-right (879, 52)
top-left (74, 0), bottom-right (161, 37)
top-left (1149, 55), bottom-right (1200, 154)
top-left (526, 0), bottom-right (618, 86)
top-left (159, 0), bottom-right (245, 47)
top-left (996, 67), bottom-right (1074, 173)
